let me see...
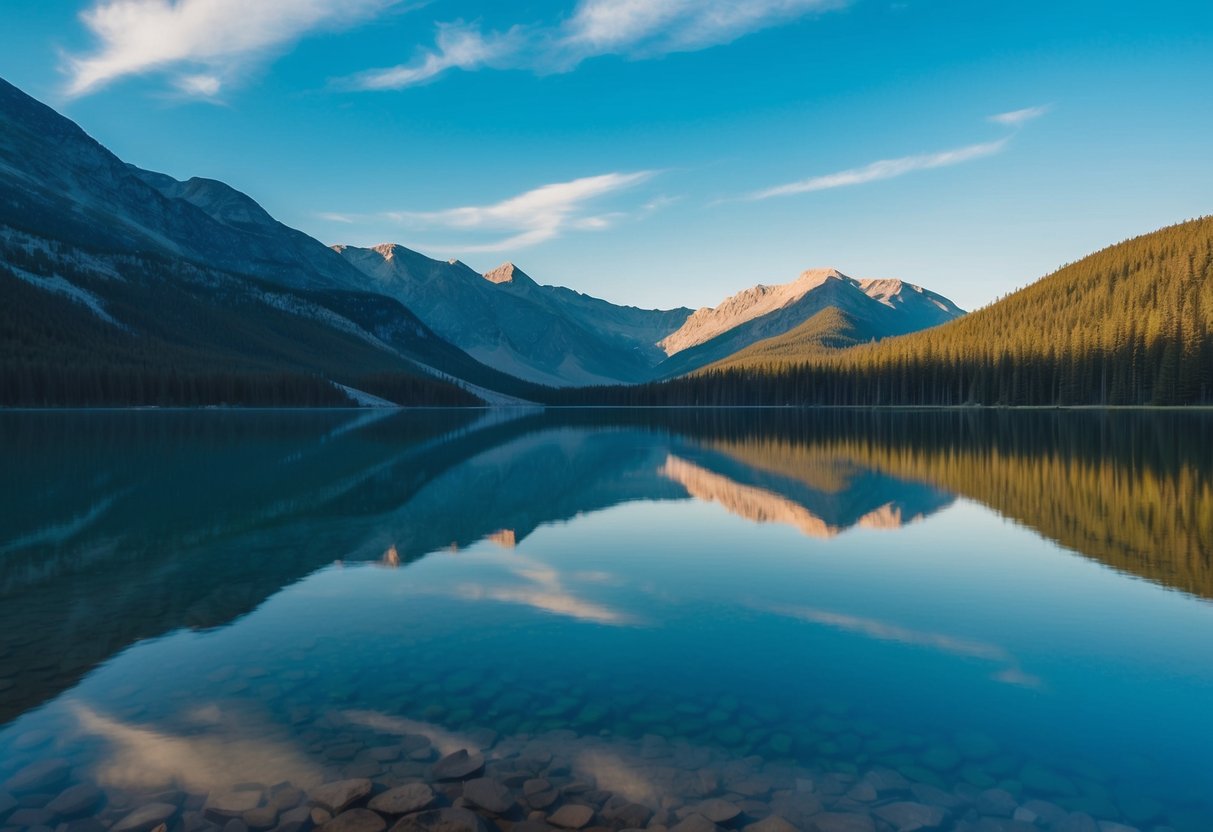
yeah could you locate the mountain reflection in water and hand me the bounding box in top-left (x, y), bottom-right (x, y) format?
top-left (1, 409), bottom-right (1211, 832)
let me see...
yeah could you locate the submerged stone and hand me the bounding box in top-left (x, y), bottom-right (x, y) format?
top-left (692, 799), bottom-right (740, 824)
top-left (320, 809), bottom-right (386, 832)
top-left (113, 803), bottom-right (179, 832)
top-left (4, 759), bottom-right (70, 794)
top-left (601, 799), bottom-right (651, 828)
top-left (309, 780), bottom-right (373, 815)
top-left (873, 802), bottom-right (948, 832)
top-left (742, 817), bottom-right (797, 832)
top-left (461, 778), bottom-right (513, 815)
top-left (388, 807), bottom-right (488, 832)
top-left (547, 804), bottom-right (595, 829)
top-left (47, 783), bottom-right (103, 818)
top-left (810, 812), bottom-right (875, 832)
top-left (368, 784), bottom-right (435, 816)
top-left (205, 790), bottom-right (263, 820)
top-left (976, 789), bottom-right (1018, 818)
top-left (523, 779), bottom-right (559, 810)
top-left (431, 750), bottom-right (485, 782)
top-left (668, 813), bottom-right (720, 832)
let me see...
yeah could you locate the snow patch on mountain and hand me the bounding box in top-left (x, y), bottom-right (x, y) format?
top-left (9, 266), bottom-right (120, 327)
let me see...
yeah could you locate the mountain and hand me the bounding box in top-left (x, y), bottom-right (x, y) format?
top-left (559, 218), bottom-right (1213, 407)
top-left (0, 77), bottom-right (543, 407)
top-left (333, 244), bottom-right (692, 386)
top-left (652, 269), bottom-right (964, 378)
top-left (0, 74), bottom-right (967, 403)
top-left (334, 246), bottom-right (965, 386)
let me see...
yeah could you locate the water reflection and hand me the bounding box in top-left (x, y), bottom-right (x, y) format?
top-left (1, 409), bottom-right (1212, 832)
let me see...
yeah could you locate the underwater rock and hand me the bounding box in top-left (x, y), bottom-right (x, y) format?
top-left (320, 809), bottom-right (386, 832)
top-left (368, 784), bottom-right (436, 816)
top-left (309, 780), bottom-right (373, 814)
top-left (432, 751), bottom-right (485, 782)
top-left (113, 803), bottom-right (179, 832)
top-left (461, 779), bottom-right (513, 815)
top-left (547, 804), bottom-right (595, 829)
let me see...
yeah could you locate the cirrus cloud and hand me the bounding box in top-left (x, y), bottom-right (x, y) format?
top-left (63, 0), bottom-right (406, 99)
top-left (747, 138), bottom-right (1011, 200)
top-left (988, 104), bottom-right (1052, 127)
top-left (745, 106), bottom-right (1051, 200)
top-left (381, 170), bottom-right (656, 252)
top-left (341, 0), bottom-right (847, 91)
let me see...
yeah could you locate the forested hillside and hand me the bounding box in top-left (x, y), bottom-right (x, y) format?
top-left (0, 239), bottom-right (481, 407)
top-left (557, 217), bottom-right (1213, 406)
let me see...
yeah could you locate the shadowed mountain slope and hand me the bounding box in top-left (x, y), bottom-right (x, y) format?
top-left (0, 77), bottom-right (544, 406)
top-left (334, 244), bottom-right (691, 387)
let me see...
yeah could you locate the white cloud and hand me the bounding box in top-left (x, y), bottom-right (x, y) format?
top-left (562, 0), bottom-right (844, 56)
top-left (343, 0), bottom-right (845, 90)
top-left (345, 22), bottom-right (520, 91)
top-left (988, 104), bottom-right (1051, 127)
top-left (173, 72), bottom-right (221, 97)
top-left (64, 0), bottom-right (403, 98)
top-left (387, 171), bottom-right (655, 251)
top-left (748, 139), bottom-right (1009, 200)
top-left (744, 105), bottom-right (1052, 200)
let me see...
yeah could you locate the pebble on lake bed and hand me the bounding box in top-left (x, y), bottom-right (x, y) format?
top-left (367, 784), bottom-right (435, 816)
top-left (309, 780), bottom-right (373, 814)
top-left (431, 750), bottom-right (486, 782)
top-left (388, 807), bottom-right (488, 832)
top-left (547, 803), bottom-right (595, 829)
top-left (320, 808), bottom-right (386, 832)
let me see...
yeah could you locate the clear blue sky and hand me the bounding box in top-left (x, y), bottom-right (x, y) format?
top-left (2, 0), bottom-right (1211, 311)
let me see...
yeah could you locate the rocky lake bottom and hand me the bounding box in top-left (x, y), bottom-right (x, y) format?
top-left (1, 410), bottom-right (1211, 832)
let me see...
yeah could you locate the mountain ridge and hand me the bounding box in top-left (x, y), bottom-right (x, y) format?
top-left (552, 217), bottom-right (1213, 407)
top-left (0, 76), bottom-right (548, 407)
top-left (334, 242), bottom-right (966, 386)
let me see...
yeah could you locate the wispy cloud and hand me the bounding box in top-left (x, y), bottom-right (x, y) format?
top-left (988, 104), bottom-right (1051, 127)
top-left (744, 105), bottom-right (1051, 200)
top-left (344, 22), bottom-right (521, 91)
top-left (384, 170), bottom-right (655, 251)
top-left (747, 138), bottom-right (1009, 200)
top-left (559, 0), bottom-right (846, 58)
top-left (64, 0), bottom-right (405, 99)
top-left (342, 0), bottom-right (846, 90)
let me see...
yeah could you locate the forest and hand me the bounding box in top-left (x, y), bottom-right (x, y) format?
top-left (553, 217), bottom-right (1213, 407)
top-left (0, 242), bottom-right (481, 408)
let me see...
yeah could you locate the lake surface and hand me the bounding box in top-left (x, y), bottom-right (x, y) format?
top-left (1, 409), bottom-right (1211, 832)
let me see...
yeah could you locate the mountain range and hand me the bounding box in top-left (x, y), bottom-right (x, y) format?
top-left (572, 216), bottom-right (1212, 407)
top-left (330, 246), bottom-right (965, 387)
top-left (0, 76), bottom-right (965, 405)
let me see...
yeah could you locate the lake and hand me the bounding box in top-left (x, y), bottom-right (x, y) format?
top-left (1, 409), bottom-right (1211, 832)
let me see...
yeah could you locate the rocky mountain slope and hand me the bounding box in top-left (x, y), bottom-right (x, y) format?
top-left (334, 244), bottom-right (692, 387)
top-left (653, 269), bottom-right (965, 378)
top-left (0, 77), bottom-right (544, 406)
top-left (335, 246), bottom-right (966, 386)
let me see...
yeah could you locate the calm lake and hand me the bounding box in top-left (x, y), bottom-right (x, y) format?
top-left (1, 409), bottom-right (1211, 832)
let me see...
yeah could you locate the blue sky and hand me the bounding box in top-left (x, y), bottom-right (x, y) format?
top-left (2, 0), bottom-right (1211, 310)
